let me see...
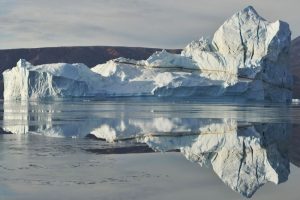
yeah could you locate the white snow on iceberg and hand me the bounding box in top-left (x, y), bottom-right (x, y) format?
top-left (2, 6), bottom-right (293, 102)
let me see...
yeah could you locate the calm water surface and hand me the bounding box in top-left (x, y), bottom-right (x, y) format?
top-left (0, 98), bottom-right (300, 200)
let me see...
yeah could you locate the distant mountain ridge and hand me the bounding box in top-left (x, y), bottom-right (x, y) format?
top-left (0, 46), bottom-right (181, 69)
top-left (291, 37), bottom-right (300, 98)
top-left (291, 37), bottom-right (300, 68)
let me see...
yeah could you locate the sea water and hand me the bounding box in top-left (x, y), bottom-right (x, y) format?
top-left (0, 98), bottom-right (299, 200)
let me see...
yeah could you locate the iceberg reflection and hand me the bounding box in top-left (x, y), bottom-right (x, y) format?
top-left (138, 123), bottom-right (290, 198)
top-left (1, 100), bottom-right (295, 198)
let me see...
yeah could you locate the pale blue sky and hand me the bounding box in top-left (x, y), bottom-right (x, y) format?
top-left (0, 0), bottom-right (299, 49)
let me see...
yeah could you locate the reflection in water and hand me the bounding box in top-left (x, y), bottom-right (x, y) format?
top-left (139, 124), bottom-right (290, 198)
top-left (0, 100), bottom-right (298, 198)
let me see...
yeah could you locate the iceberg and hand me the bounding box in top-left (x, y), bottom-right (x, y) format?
top-left (2, 6), bottom-right (293, 102)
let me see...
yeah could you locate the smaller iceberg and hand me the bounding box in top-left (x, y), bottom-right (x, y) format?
top-left (2, 6), bottom-right (293, 102)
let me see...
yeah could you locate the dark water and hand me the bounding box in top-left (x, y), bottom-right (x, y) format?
top-left (0, 98), bottom-right (300, 200)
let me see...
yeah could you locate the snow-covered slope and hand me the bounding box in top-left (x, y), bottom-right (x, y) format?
top-left (2, 6), bottom-right (292, 102)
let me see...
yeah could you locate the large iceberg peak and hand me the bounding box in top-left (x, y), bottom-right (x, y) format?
top-left (237, 5), bottom-right (263, 20)
top-left (179, 6), bottom-right (292, 101)
top-left (212, 5), bottom-right (291, 68)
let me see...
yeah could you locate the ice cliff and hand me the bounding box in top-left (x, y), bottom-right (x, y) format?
top-left (2, 6), bottom-right (293, 101)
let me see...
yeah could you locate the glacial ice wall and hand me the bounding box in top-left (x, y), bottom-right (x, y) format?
top-left (2, 6), bottom-right (293, 102)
